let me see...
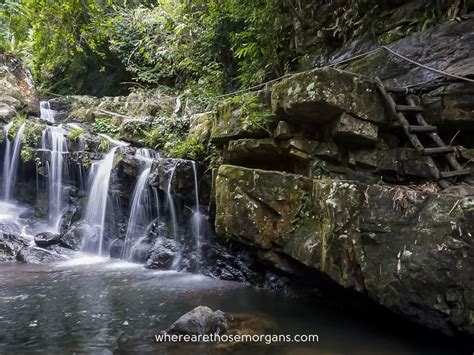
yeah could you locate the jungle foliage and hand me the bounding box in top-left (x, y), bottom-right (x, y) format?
top-left (0, 0), bottom-right (459, 96)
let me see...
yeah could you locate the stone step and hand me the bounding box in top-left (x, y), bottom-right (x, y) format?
top-left (439, 169), bottom-right (471, 179)
top-left (423, 146), bottom-right (455, 155)
top-left (395, 104), bottom-right (424, 113)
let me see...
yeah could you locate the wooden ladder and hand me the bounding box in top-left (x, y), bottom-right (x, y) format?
top-left (375, 78), bottom-right (471, 189)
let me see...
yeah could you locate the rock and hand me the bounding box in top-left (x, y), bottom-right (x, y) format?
top-left (145, 237), bottom-right (178, 269)
top-left (422, 83), bottom-right (474, 128)
top-left (224, 138), bottom-right (284, 166)
top-left (210, 91), bottom-right (276, 144)
top-left (109, 239), bottom-right (124, 259)
top-left (0, 50), bottom-right (39, 115)
top-left (188, 112), bottom-right (214, 144)
top-left (271, 67), bottom-right (385, 125)
top-left (273, 121), bottom-right (294, 139)
top-left (149, 158), bottom-right (208, 203)
top-left (346, 13), bottom-right (474, 88)
top-left (332, 113), bottom-right (378, 146)
top-left (0, 104), bottom-right (17, 122)
top-left (34, 232), bottom-right (61, 247)
top-left (16, 246), bottom-right (68, 264)
top-left (0, 233), bottom-right (29, 262)
top-left (215, 165), bottom-right (474, 336)
top-left (118, 119), bottom-right (152, 145)
top-left (164, 306), bottom-right (228, 335)
top-left (60, 220), bottom-right (90, 250)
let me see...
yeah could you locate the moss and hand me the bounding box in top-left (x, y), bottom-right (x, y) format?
top-left (23, 121), bottom-right (46, 148)
top-left (20, 146), bottom-right (33, 162)
top-left (7, 115), bottom-right (26, 141)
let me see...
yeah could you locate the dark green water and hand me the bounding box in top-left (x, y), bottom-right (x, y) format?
top-left (0, 256), bottom-right (468, 354)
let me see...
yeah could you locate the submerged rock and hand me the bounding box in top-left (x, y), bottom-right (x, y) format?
top-left (34, 232), bottom-right (61, 248)
top-left (16, 246), bottom-right (68, 264)
top-left (109, 238), bottom-right (124, 259)
top-left (164, 306), bottom-right (228, 335)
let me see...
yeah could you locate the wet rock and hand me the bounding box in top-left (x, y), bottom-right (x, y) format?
top-left (164, 306), bottom-right (228, 335)
top-left (332, 113), bottom-right (378, 146)
top-left (271, 67), bottom-right (385, 125)
top-left (109, 239), bottom-right (124, 259)
top-left (214, 164), bottom-right (474, 336)
top-left (224, 138), bottom-right (284, 166)
top-left (0, 233), bottom-right (29, 262)
top-left (60, 220), bottom-right (90, 250)
top-left (34, 232), bottom-right (61, 248)
top-left (16, 246), bottom-right (68, 264)
top-left (145, 237), bottom-right (178, 269)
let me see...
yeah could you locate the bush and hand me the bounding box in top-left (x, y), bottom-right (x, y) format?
top-left (91, 117), bottom-right (119, 135)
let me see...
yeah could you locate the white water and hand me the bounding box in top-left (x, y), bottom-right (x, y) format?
top-left (122, 148), bottom-right (159, 259)
top-left (82, 147), bottom-right (119, 255)
top-left (43, 126), bottom-right (68, 232)
top-left (2, 123), bottom-right (26, 201)
top-left (39, 101), bottom-right (56, 123)
top-left (191, 161), bottom-right (204, 267)
top-left (167, 163), bottom-right (180, 269)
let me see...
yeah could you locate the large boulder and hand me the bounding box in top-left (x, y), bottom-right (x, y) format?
top-left (215, 165), bottom-right (474, 336)
top-left (145, 237), bottom-right (178, 270)
top-left (271, 67), bottom-right (385, 125)
top-left (60, 220), bottom-right (91, 250)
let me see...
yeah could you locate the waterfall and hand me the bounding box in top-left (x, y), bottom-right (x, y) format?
top-left (2, 122), bottom-right (26, 201)
top-left (122, 148), bottom-right (159, 259)
top-left (39, 101), bottom-right (56, 123)
top-left (43, 126), bottom-right (68, 232)
top-left (191, 161), bottom-right (204, 267)
top-left (167, 163), bottom-right (181, 269)
top-left (82, 147), bottom-right (119, 256)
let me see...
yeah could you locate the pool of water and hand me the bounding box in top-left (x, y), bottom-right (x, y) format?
top-left (0, 256), bottom-right (466, 354)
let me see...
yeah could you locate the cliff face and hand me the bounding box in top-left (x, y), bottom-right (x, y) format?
top-left (207, 15), bottom-right (474, 337)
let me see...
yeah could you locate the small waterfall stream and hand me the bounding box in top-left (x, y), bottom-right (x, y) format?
top-left (82, 147), bottom-right (119, 255)
top-left (191, 161), bottom-right (204, 267)
top-left (42, 126), bottom-right (68, 232)
top-left (2, 123), bottom-right (26, 201)
top-left (122, 148), bottom-right (159, 259)
top-left (39, 101), bottom-right (56, 123)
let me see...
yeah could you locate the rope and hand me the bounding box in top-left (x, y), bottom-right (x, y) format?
top-left (208, 45), bottom-right (474, 100)
top-left (381, 46), bottom-right (474, 83)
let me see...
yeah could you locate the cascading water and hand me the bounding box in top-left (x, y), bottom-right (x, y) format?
top-left (42, 126), bottom-right (68, 232)
top-left (2, 122), bottom-right (26, 201)
top-left (82, 146), bottom-right (119, 255)
top-left (39, 101), bottom-right (56, 123)
top-left (167, 163), bottom-right (181, 269)
top-left (191, 161), bottom-right (205, 267)
top-left (122, 148), bottom-right (159, 259)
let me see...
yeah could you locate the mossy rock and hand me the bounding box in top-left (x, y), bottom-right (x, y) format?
top-left (271, 67), bottom-right (385, 125)
top-left (210, 91), bottom-right (277, 144)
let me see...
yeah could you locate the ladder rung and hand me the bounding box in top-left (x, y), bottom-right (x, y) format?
top-left (409, 125), bottom-right (437, 133)
top-left (384, 86), bottom-right (411, 94)
top-left (396, 104), bottom-right (424, 113)
top-left (439, 169), bottom-right (471, 179)
top-left (423, 147), bottom-right (455, 155)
